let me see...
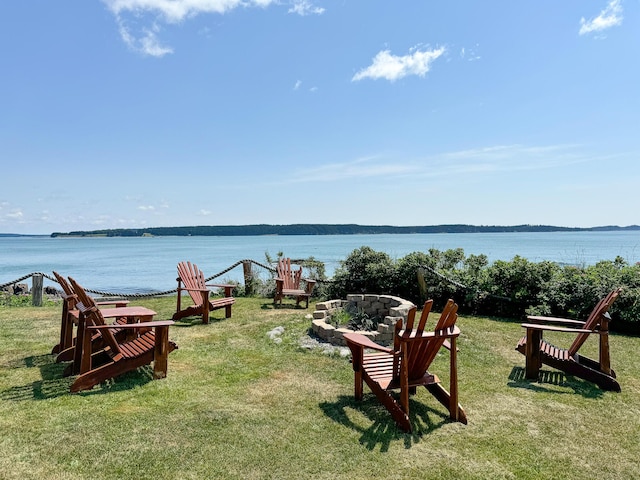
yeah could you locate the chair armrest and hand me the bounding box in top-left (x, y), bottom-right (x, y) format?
top-left (520, 323), bottom-right (600, 334)
top-left (87, 320), bottom-right (175, 330)
top-left (303, 279), bottom-right (316, 294)
top-left (526, 315), bottom-right (585, 327)
top-left (343, 332), bottom-right (393, 353)
top-left (206, 284), bottom-right (234, 296)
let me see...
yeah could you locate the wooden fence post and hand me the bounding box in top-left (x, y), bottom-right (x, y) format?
top-left (32, 274), bottom-right (43, 307)
top-left (243, 261), bottom-right (254, 296)
top-left (417, 267), bottom-right (427, 302)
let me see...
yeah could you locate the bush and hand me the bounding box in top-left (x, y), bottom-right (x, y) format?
top-left (328, 247), bottom-right (639, 331)
top-left (328, 246), bottom-right (396, 298)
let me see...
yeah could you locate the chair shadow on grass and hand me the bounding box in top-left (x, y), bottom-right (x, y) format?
top-left (507, 366), bottom-right (605, 399)
top-left (261, 302), bottom-right (307, 311)
top-left (319, 394), bottom-right (453, 451)
top-left (0, 353), bottom-right (154, 401)
top-left (172, 315), bottom-right (228, 326)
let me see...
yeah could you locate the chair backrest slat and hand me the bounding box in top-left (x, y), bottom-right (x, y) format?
top-left (177, 261), bottom-right (207, 305)
top-left (53, 270), bottom-right (78, 307)
top-left (396, 299), bottom-right (459, 381)
top-left (568, 288), bottom-right (621, 356)
top-left (68, 277), bottom-right (122, 357)
top-left (277, 258), bottom-right (302, 290)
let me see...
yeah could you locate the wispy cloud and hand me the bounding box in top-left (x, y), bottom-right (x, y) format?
top-left (283, 145), bottom-right (596, 185)
top-left (293, 80), bottom-right (302, 90)
top-left (288, 0), bottom-right (325, 16)
top-left (431, 145), bottom-right (601, 179)
top-left (102, 0), bottom-right (279, 56)
top-left (352, 45), bottom-right (446, 82)
top-left (579, 0), bottom-right (623, 36)
top-left (117, 19), bottom-right (173, 57)
top-left (137, 205), bottom-right (156, 211)
top-left (460, 44), bottom-right (481, 62)
top-left (285, 155), bottom-right (419, 183)
top-left (6, 210), bottom-right (24, 220)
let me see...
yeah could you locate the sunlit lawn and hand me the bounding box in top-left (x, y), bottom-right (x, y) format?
top-left (1, 296), bottom-right (639, 479)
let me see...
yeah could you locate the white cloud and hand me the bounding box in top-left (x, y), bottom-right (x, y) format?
top-left (103, 0), bottom-right (269, 23)
top-left (293, 80), bottom-right (302, 90)
top-left (118, 19), bottom-right (173, 57)
top-left (103, 0), bottom-right (278, 56)
top-left (288, 0), bottom-right (325, 16)
top-left (199, 209), bottom-right (213, 216)
top-left (579, 0), bottom-right (623, 35)
top-left (6, 210), bottom-right (24, 220)
top-left (352, 46), bottom-right (446, 82)
top-left (138, 205), bottom-right (156, 211)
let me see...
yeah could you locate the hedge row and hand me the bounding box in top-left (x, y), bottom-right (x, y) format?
top-left (327, 246), bottom-right (640, 333)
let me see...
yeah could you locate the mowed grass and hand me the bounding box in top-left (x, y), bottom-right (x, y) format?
top-left (1, 296), bottom-right (639, 480)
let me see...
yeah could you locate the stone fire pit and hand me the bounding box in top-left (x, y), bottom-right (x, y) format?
top-left (311, 294), bottom-right (415, 346)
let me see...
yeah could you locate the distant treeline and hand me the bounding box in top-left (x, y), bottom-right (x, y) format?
top-left (49, 224), bottom-right (640, 237)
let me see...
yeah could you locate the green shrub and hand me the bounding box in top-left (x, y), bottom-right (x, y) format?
top-left (485, 257), bottom-right (560, 318)
top-left (328, 246), bottom-right (396, 298)
top-left (328, 247), bottom-right (638, 331)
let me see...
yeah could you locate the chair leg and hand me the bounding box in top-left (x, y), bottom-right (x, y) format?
top-left (154, 326), bottom-right (170, 379)
top-left (367, 378), bottom-right (412, 432)
top-left (525, 328), bottom-right (541, 379)
top-left (449, 336), bottom-right (459, 421)
top-left (354, 370), bottom-right (363, 400)
top-left (202, 295), bottom-right (210, 325)
top-left (425, 383), bottom-right (468, 425)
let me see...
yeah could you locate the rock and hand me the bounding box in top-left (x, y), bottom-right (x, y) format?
top-left (13, 283), bottom-right (29, 295)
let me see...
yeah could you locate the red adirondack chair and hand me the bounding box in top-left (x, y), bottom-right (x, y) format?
top-left (516, 287), bottom-right (622, 391)
top-left (273, 257), bottom-right (316, 308)
top-left (344, 299), bottom-right (467, 432)
top-left (173, 261), bottom-right (235, 324)
top-left (68, 277), bottom-right (177, 392)
top-left (51, 271), bottom-right (129, 362)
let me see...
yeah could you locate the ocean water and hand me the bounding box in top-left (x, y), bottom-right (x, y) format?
top-left (1, 231), bottom-right (639, 294)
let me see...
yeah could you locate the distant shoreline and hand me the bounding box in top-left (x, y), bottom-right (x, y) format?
top-left (39, 223), bottom-right (640, 238)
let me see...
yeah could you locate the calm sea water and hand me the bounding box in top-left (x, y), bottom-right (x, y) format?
top-left (1, 231), bottom-right (639, 294)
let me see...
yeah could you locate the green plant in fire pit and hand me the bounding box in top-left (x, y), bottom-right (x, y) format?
top-left (329, 304), bottom-right (381, 331)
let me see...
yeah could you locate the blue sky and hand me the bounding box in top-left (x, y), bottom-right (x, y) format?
top-left (1, 1), bottom-right (638, 234)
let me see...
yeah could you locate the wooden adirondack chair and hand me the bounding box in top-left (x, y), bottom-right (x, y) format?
top-left (273, 257), bottom-right (316, 308)
top-left (173, 261), bottom-right (235, 324)
top-left (68, 277), bottom-right (177, 393)
top-left (516, 287), bottom-right (622, 391)
top-left (51, 271), bottom-right (129, 361)
top-left (344, 299), bottom-right (467, 433)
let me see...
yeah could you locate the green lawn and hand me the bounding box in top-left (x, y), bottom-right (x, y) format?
top-left (1, 296), bottom-right (639, 479)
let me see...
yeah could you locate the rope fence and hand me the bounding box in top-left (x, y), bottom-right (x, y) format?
top-left (0, 258), bottom-right (327, 302)
top-left (418, 265), bottom-right (512, 303)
